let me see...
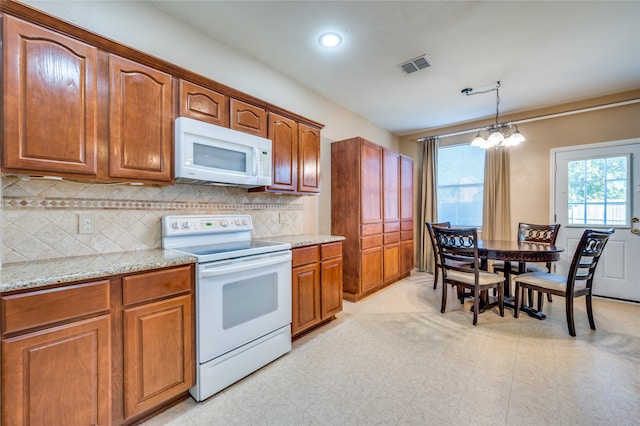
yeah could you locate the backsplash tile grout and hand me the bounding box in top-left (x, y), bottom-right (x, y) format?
top-left (2, 176), bottom-right (304, 264)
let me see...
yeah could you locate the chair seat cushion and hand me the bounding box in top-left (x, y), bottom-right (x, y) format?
top-left (446, 270), bottom-right (505, 286)
top-left (515, 272), bottom-right (586, 292)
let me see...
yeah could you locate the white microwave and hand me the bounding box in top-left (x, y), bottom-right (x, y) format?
top-left (175, 116), bottom-right (272, 187)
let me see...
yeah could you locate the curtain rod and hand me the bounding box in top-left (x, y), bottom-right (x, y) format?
top-left (415, 98), bottom-right (640, 142)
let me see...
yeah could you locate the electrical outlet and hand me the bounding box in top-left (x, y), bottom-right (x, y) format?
top-left (78, 213), bottom-right (96, 234)
top-left (278, 212), bottom-right (287, 224)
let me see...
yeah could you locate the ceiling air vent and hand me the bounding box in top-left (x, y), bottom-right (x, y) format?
top-left (398, 54), bottom-right (432, 75)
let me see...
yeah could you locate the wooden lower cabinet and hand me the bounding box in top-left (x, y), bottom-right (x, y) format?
top-left (2, 315), bottom-right (112, 425)
top-left (291, 242), bottom-right (343, 338)
top-left (401, 239), bottom-right (414, 278)
top-left (0, 264), bottom-right (195, 425)
top-left (123, 295), bottom-right (193, 419)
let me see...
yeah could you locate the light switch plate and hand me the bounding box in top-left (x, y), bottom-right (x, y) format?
top-left (78, 213), bottom-right (96, 234)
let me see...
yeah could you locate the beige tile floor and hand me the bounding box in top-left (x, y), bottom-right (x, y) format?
top-left (142, 272), bottom-right (640, 425)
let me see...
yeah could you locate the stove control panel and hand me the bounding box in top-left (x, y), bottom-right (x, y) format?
top-left (162, 215), bottom-right (253, 235)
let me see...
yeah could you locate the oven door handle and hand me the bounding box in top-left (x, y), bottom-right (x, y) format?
top-left (199, 252), bottom-right (292, 277)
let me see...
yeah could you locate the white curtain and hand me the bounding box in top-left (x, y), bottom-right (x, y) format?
top-left (417, 137), bottom-right (438, 271)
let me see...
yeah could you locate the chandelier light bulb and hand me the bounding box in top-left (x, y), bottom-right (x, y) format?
top-left (507, 130), bottom-right (525, 146)
top-left (487, 130), bottom-right (504, 147)
top-left (471, 134), bottom-right (485, 147)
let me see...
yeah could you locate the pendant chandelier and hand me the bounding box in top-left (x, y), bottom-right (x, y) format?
top-left (463, 81), bottom-right (525, 149)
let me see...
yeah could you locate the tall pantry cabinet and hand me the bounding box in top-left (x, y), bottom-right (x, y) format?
top-left (331, 137), bottom-right (414, 301)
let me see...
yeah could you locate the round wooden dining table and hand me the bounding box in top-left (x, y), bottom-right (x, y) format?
top-left (476, 239), bottom-right (564, 319)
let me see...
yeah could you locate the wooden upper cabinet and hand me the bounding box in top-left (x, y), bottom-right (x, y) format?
top-left (2, 15), bottom-right (99, 176)
top-left (178, 79), bottom-right (229, 126)
top-left (383, 149), bottom-right (400, 223)
top-left (298, 124), bottom-right (321, 193)
top-left (360, 141), bottom-right (383, 225)
top-left (108, 54), bottom-right (173, 183)
top-left (230, 98), bottom-right (267, 137)
top-left (268, 113), bottom-right (298, 192)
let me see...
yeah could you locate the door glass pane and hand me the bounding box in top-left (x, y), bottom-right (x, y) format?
top-left (567, 155), bottom-right (629, 225)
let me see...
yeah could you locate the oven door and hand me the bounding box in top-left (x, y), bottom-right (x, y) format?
top-left (196, 250), bottom-right (292, 363)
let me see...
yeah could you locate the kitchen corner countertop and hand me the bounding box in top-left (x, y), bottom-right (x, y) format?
top-left (0, 249), bottom-right (197, 294)
top-left (264, 234), bottom-right (345, 248)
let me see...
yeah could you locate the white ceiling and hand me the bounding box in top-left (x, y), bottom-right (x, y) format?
top-left (150, 1), bottom-right (640, 136)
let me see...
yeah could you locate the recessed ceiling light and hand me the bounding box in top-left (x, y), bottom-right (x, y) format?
top-left (319, 32), bottom-right (342, 48)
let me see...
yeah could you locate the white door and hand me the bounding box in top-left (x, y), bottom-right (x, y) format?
top-left (553, 139), bottom-right (640, 302)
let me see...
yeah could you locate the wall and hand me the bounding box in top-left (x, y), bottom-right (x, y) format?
top-left (1, 1), bottom-right (399, 264)
top-left (399, 92), bottom-right (640, 236)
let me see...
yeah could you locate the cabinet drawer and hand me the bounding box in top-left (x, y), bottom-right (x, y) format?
top-left (361, 223), bottom-right (383, 236)
top-left (123, 266), bottom-right (193, 306)
top-left (401, 230), bottom-right (414, 241)
top-left (361, 234), bottom-right (383, 250)
top-left (383, 222), bottom-right (400, 233)
top-left (292, 245), bottom-right (320, 267)
top-left (384, 232), bottom-right (400, 245)
top-left (401, 220), bottom-right (414, 231)
top-left (1, 280), bottom-right (110, 335)
top-left (321, 242), bottom-right (342, 260)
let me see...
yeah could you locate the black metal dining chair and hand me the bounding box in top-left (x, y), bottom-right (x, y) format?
top-left (514, 228), bottom-right (614, 336)
top-left (433, 227), bottom-right (505, 325)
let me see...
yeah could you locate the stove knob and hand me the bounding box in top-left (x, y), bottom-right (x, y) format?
top-left (171, 222), bottom-right (180, 230)
top-left (221, 220), bottom-right (228, 227)
top-left (242, 218), bottom-right (248, 225)
top-left (182, 221), bottom-right (191, 229)
top-left (235, 219), bottom-right (241, 226)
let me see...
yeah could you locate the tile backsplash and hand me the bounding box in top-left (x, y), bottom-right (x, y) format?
top-left (2, 176), bottom-right (303, 264)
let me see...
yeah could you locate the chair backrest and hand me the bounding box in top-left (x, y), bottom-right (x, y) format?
top-left (433, 227), bottom-right (480, 278)
top-left (566, 228), bottom-right (614, 293)
top-left (518, 223), bottom-right (561, 245)
top-left (426, 221), bottom-right (451, 267)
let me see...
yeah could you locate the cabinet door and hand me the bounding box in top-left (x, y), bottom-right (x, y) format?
top-left (401, 239), bottom-right (415, 275)
top-left (292, 263), bottom-right (321, 336)
top-left (383, 149), bottom-right (400, 223)
top-left (2, 15), bottom-right (98, 176)
top-left (178, 79), bottom-right (228, 126)
top-left (298, 123), bottom-right (321, 193)
top-left (361, 141), bottom-right (383, 225)
top-left (321, 258), bottom-right (343, 319)
top-left (2, 315), bottom-right (111, 426)
top-left (230, 98), bottom-right (267, 137)
top-left (269, 113), bottom-right (298, 192)
top-left (383, 243), bottom-right (401, 283)
top-left (400, 155), bottom-right (414, 223)
top-left (361, 246), bottom-right (383, 292)
top-left (109, 54), bottom-right (172, 183)
top-left (123, 295), bottom-right (193, 419)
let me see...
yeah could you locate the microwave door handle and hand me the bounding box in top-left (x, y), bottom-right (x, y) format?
top-left (252, 148), bottom-right (259, 176)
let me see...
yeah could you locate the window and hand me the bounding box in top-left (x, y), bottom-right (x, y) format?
top-left (567, 155), bottom-right (629, 225)
top-left (437, 144), bottom-right (485, 226)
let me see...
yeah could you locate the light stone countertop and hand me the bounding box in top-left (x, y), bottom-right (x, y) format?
top-left (0, 235), bottom-right (344, 294)
top-left (0, 249), bottom-right (197, 294)
top-left (263, 234), bottom-right (345, 248)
